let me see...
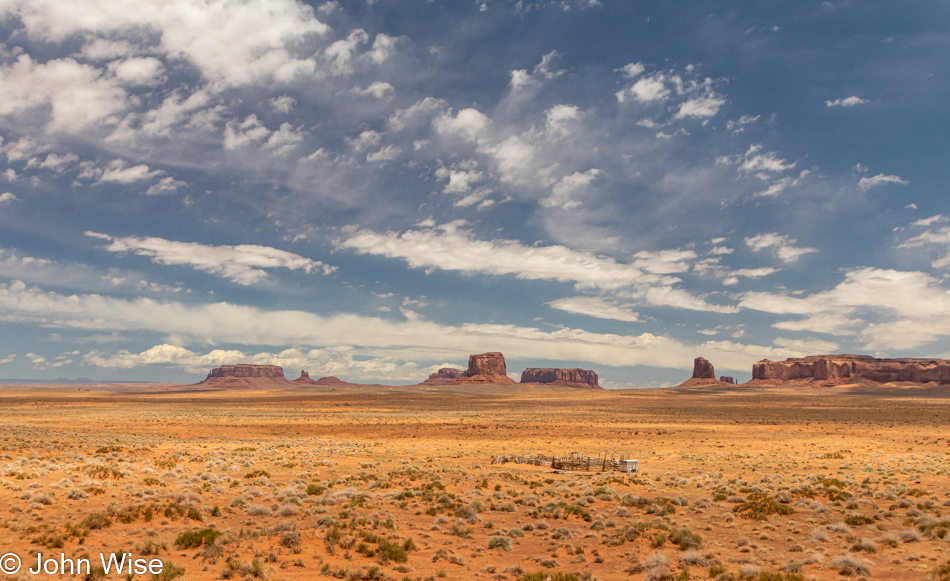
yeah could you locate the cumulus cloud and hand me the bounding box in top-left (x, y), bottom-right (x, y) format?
top-left (433, 108), bottom-right (489, 140)
top-left (435, 167), bottom-right (483, 194)
top-left (674, 96), bottom-right (725, 119)
top-left (741, 267), bottom-right (950, 350)
top-left (0, 0), bottom-right (330, 88)
top-left (0, 193), bottom-right (16, 204)
top-left (858, 173), bottom-right (908, 191)
top-left (84, 344), bottom-right (426, 381)
top-left (826, 96), bottom-right (870, 107)
top-left (86, 232), bottom-right (336, 284)
top-left (0, 280), bottom-right (796, 372)
top-left (0, 55), bottom-right (128, 132)
top-left (745, 233), bottom-right (817, 263)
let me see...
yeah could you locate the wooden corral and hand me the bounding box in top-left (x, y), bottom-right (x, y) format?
top-left (491, 452), bottom-right (638, 472)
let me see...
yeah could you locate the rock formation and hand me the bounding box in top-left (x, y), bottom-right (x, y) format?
top-left (692, 357), bottom-right (715, 379)
top-left (200, 364), bottom-right (291, 386)
top-left (520, 368), bottom-right (601, 389)
top-left (752, 355), bottom-right (950, 384)
top-left (293, 370), bottom-right (317, 383)
top-left (675, 357), bottom-right (736, 388)
top-left (719, 376), bottom-right (736, 384)
top-left (421, 368), bottom-right (465, 385)
top-left (452, 352), bottom-right (516, 384)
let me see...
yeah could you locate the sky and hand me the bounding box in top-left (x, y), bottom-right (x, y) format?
top-left (0, 0), bottom-right (948, 387)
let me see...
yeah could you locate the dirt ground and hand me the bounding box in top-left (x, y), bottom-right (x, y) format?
top-left (0, 382), bottom-right (948, 581)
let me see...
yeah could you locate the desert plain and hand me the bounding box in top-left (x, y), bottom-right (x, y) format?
top-left (0, 381), bottom-right (949, 581)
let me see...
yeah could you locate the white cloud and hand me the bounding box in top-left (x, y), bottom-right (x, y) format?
top-left (547, 297), bottom-right (640, 322)
top-left (0, 55), bottom-right (128, 132)
top-left (772, 337), bottom-right (839, 354)
top-left (335, 222), bottom-right (736, 313)
top-left (479, 135), bottom-right (534, 185)
top-left (910, 214), bottom-right (948, 228)
top-left (0, 280), bottom-right (795, 373)
top-left (544, 104), bottom-right (581, 138)
top-left (2, 0), bottom-right (329, 88)
top-left (435, 167), bottom-right (483, 194)
top-left (433, 108), bottom-right (489, 140)
top-left (87, 232), bottom-right (336, 285)
top-left (541, 169), bottom-right (600, 209)
top-left (366, 144), bottom-right (402, 162)
top-left (509, 51), bottom-right (564, 91)
top-left (732, 144), bottom-right (795, 174)
top-left (146, 176), bottom-right (187, 195)
top-left (674, 96), bottom-right (725, 119)
top-left (0, 193), bottom-right (16, 204)
top-left (108, 57), bottom-right (165, 86)
top-left (353, 81), bottom-right (394, 99)
top-left (98, 159), bottom-right (163, 183)
top-left (223, 115), bottom-right (272, 149)
top-left (858, 173), bottom-right (908, 191)
top-left (83, 344), bottom-right (426, 381)
top-left (632, 249), bottom-right (696, 274)
top-left (325, 28), bottom-right (368, 75)
top-left (741, 267), bottom-right (950, 350)
top-left (826, 96), bottom-right (870, 107)
top-left (388, 97), bottom-right (446, 132)
top-left (270, 95), bottom-right (296, 113)
top-left (1, 136), bottom-right (50, 162)
top-left (262, 122), bottom-right (305, 154)
top-left (33, 152), bottom-right (79, 172)
top-left (745, 233), bottom-right (817, 263)
top-left (897, 220), bottom-right (950, 269)
top-left (346, 129), bottom-right (382, 152)
top-left (726, 114), bottom-right (759, 134)
top-left (623, 73), bottom-right (670, 102)
top-left (616, 62), bottom-right (645, 78)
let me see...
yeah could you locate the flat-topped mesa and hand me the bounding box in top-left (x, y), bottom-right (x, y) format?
top-left (452, 352), bottom-right (516, 384)
top-left (753, 355), bottom-right (950, 384)
top-left (206, 364), bottom-right (285, 379)
top-left (200, 364), bottom-right (291, 386)
top-left (421, 368), bottom-right (465, 386)
top-left (692, 357), bottom-right (716, 379)
top-left (520, 368), bottom-right (601, 389)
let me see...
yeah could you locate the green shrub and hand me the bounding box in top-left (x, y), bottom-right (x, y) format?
top-left (174, 528), bottom-right (221, 549)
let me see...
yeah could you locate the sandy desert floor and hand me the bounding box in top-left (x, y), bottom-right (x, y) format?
top-left (0, 382), bottom-right (948, 581)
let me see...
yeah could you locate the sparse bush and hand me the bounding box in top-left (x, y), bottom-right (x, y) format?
top-left (174, 528), bottom-right (221, 549)
top-left (81, 511), bottom-right (111, 530)
top-left (734, 493), bottom-right (794, 521)
top-left (487, 536), bottom-right (512, 551)
top-left (831, 554), bottom-right (870, 576)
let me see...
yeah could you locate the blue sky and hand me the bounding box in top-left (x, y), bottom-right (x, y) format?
top-left (0, 0), bottom-right (948, 386)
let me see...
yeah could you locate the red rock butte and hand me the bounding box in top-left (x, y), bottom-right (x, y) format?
top-left (753, 355), bottom-right (950, 384)
top-left (452, 352), bottom-right (516, 384)
top-left (520, 368), bottom-right (601, 389)
top-left (421, 368), bottom-right (464, 385)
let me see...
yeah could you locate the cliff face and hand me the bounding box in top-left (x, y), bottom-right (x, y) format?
top-left (421, 368), bottom-right (465, 385)
top-left (520, 368), bottom-right (601, 389)
top-left (753, 355), bottom-right (950, 384)
top-left (692, 357), bottom-right (715, 379)
top-left (452, 352), bottom-right (516, 384)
